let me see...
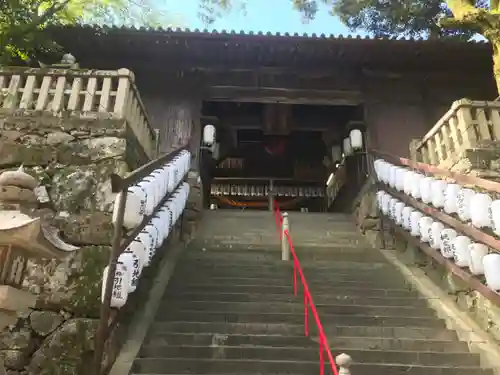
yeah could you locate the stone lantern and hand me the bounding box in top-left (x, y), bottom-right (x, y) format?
top-left (0, 166), bottom-right (79, 260)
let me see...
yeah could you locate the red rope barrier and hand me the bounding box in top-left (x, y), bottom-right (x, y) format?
top-left (273, 202), bottom-right (339, 375)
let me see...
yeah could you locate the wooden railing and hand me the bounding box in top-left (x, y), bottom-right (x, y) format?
top-left (326, 164), bottom-right (347, 207)
top-left (0, 67), bottom-right (158, 159)
top-left (413, 99), bottom-right (500, 168)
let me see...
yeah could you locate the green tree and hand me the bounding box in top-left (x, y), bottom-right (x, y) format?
top-left (200, 0), bottom-right (500, 93)
top-left (0, 0), bottom-right (182, 65)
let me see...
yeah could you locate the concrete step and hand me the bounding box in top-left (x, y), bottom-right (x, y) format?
top-left (144, 333), bottom-right (469, 353)
top-left (166, 292), bottom-right (430, 307)
top-left (161, 301), bottom-right (436, 318)
top-left (138, 345), bottom-right (480, 367)
top-left (168, 283), bottom-right (419, 298)
top-left (151, 322), bottom-right (458, 340)
top-left (131, 357), bottom-right (489, 375)
top-left (156, 310), bottom-right (445, 328)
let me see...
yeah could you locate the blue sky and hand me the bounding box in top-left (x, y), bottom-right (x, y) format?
top-left (166, 0), bottom-right (365, 36)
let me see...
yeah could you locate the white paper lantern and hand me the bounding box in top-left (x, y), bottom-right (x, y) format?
top-left (102, 262), bottom-right (129, 308)
top-left (420, 177), bottom-right (433, 204)
top-left (410, 173), bottom-right (423, 199)
top-left (410, 211), bottom-right (424, 236)
top-left (118, 249), bottom-right (139, 293)
top-left (389, 198), bottom-right (399, 220)
top-left (389, 166), bottom-right (398, 188)
top-left (343, 137), bottom-right (352, 156)
top-left (376, 191), bottom-right (385, 209)
top-left (349, 129), bottom-right (363, 150)
top-left (469, 243), bottom-right (488, 275)
top-left (381, 194), bottom-right (391, 215)
top-left (483, 253), bottom-right (500, 290)
top-left (394, 202), bottom-right (405, 225)
top-left (374, 159), bottom-right (383, 180)
top-left (138, 228), bottom-right (155, 268)
top-left (418, 217), bottom-right (434, 242)
top-left (112, 185), bottom-right (147, 230)
top-left (395, 169), bottom-right (406, 192)
top-left (430, 180), bottom-right (447, 208)
top-left (380, 162), bottom-right (390, 183)
top-left (403, 171), bottom-right (415, 196)
top-left (470, 193), bottom-right (493, 229)
top-left (143, 223), bottom-right (159, 266)
top-left (453, 236), bottom-right (472, 267)
top-left (429, 221), bottom-right (445, 249)
top-left (402, 206), bottom-right (413, 230)
top-left (152, 215), bottom-right (166, 247)
top-left (440, 228), bottom-right (457, 258)
top-left (457, 188), bottom-right (474, 222)
top-left (490, 200), bottom-right (500, 236)
top-left (443, 184), bottom-right (461, 214)
top-left (203, 124), bottom-right (216, 146)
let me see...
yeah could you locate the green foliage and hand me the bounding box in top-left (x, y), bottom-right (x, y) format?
top-left (0, 0), bottom-right (180, 65)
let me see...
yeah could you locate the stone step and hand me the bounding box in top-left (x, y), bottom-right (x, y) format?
top-left (181, 250), bottom-right (386, 263)
top-left (151, 322), bottom-right (458, 340)
top-left (156, 310), bottom-right (444, 328)
top-left (329, 336), bottom-right (470, 352)
top-left (138, 345), bottom-right (480, 367)
top-left (173, 263), bottom-right (405, 284)
top-left (144, 333), bottom-right (469, 353)
top-left (166, 292), bottom-right (430, 307)
top-left (167, 283), bottom-right (419, 298)
top-left (160, 301), bottom-right (436, 318)
top-left (131, 357), bottom-right (489, 375)
top-left (170, 267), bottom-right (410, 286)
top-left (167, 276), bottom-right (411, 291)
top-left (176, 259), bottom-right (393, 271)
top-left (144, 333), bottom-right (315, 349)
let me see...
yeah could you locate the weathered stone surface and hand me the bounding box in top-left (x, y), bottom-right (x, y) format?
top-left (28, 318), bottom-right (98, 375)
top-left (0, 187), bottom-right (37, 204)
top-left (0, 142), bottom-right (55, 167)
top-left (45, 132), bottom-right (74, 146)
top-left (50, 160), bottom-right (127, 212)
top-left (22, 246), bottom-right (110, 318)
top-left (29, 312), bottom-right (63, 337)
top-left (0, 327), bottom-right (34, 371)
top-left (54, 212), bottom-right (113, 245)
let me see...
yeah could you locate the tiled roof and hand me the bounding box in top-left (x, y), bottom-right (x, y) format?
top-left (58, 24), bottom-right (488, 45)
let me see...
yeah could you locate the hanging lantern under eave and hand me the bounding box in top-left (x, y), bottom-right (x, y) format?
top-left (349, 129), bottom-right (363, 150)
top-left (331, 145), bottom-right (342, 163)
top-left (342, 137), bottom-right (353, 156)
top-left (203, 124), bottom-right (216, 146)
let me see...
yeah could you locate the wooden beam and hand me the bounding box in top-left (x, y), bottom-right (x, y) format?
top-left (206, 86), bottom-right (362, 106)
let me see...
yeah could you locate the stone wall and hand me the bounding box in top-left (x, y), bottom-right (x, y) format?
top-left (0, 112), bottom-right (148, 374)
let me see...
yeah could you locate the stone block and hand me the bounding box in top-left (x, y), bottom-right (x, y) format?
top-left (22, 246), bottom-right (110, 318)
top-left (0, 287), bottom-right (36, 313)
top-left (54, 211), bottom-right (113, 246)
top-left (0, 142), bottom-right (55, 168)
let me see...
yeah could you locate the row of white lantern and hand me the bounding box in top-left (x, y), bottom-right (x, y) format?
top-left (373, 159), bottom-right (500, 232)
top-left (103, 182), bottom-right (191, 308)
top-left (112, 150), bottom-right (191, 230)
top-left (377, 190), bottom-right (500, 290)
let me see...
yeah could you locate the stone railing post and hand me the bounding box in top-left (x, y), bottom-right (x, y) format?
top-left (336, 353), bottom-right (353, 375)
top-left (281, 212), bottom-right (290, 261)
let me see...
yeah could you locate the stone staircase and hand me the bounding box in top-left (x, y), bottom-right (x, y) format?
top-left (130, 210), bottom-right (491, 375)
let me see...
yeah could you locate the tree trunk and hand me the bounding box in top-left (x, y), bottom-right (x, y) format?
top-left (492, 40), bottom-right (500, 96)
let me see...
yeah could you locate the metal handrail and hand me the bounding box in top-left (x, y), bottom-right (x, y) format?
top-left (273, 202), bottom-right (339, 375)
top-left (92, 145), bottom-right (188, 375)
top-left (370, 149), bottom-right (500, 308)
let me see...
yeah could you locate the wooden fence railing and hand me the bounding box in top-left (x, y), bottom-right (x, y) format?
top-left (0, 67), bottom-right (158, 159)
top-left (413, 99), bottom-right (500, 168)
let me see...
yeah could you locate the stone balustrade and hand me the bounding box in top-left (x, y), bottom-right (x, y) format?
top-left (413, 99), bottom-right (500, 169)
top-left (0, 67), bottom-right (158, 160)
top-left (326, 164), bottom-right (346, 207)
